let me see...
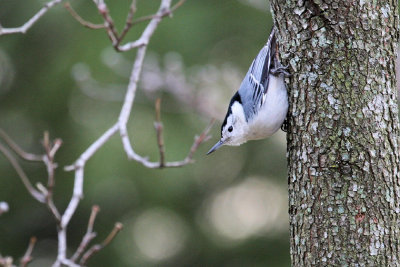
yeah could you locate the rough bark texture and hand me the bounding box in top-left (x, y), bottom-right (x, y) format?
top-left (270, 1), bottom-right (400, 266)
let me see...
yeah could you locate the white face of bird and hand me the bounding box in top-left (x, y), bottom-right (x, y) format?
top-left (207, 101), bottom-right (248, 154)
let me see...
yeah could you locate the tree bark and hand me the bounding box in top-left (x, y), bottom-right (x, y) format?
top-left (270, 1), bottom-right (400, 266)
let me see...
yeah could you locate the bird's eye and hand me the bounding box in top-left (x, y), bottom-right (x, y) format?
top-left (228, 126), bottom-right (233, 132)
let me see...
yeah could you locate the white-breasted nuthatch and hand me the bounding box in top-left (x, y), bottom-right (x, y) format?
top-left (207, 27), bottom-right (289, 155)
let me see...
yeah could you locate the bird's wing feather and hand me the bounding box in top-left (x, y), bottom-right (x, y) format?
top-left (238, 28), bottom-right (276, 121)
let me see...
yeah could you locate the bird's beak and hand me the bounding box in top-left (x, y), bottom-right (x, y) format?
top-left (206, 140), bottom-right (224, 155)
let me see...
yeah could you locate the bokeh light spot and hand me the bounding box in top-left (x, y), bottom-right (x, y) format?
top-left (131, 208), bottom-right (188, 262)
top-left (201, 177), bottom-right (288, 243)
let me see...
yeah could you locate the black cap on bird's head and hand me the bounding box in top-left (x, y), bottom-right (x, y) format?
top-left (207, 92), bottom-right (242, 155)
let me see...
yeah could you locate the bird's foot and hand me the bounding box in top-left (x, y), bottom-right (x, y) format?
top-left (281, 118), bottom-right (288, 132)
top-left (271, 64), bottom-right (291, 77)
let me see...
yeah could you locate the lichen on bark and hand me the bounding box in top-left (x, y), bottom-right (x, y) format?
top-left (270, 0), bottom-right (400, 266)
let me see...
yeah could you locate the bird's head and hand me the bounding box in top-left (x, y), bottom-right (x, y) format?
top-left (207, 95), bottom-right (248, 154)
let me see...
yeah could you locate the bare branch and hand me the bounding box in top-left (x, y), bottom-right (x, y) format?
top-left (42, 133), bottom-right (62, 222)
top-left (118, 0), bottom-right (173, 52)
top-left (19, 237), bottom-right (37, 267)
top-left (161, 118), bottom-right (214, 167)
top-left (49, 138), bottom-right (62, 159)
top-left (0, 1), bottom-right (205, 265)
top-left (0, 129), bottom-right (43, 161)
top-left (116, 0), bottom-right (137, 46)
top-left (149, 99), bottom-right (214, 168)
top-left (101, 223), bottom-right (123, 246)
top-left (92, 0), bottom-right (119, 45)
top-left (71, 205), bottom-right (100, 262)
top-left (64, 2), bottom-right (105, 30)
top-left (122, 118), bottom-right (214, 168)
top-left (131, 0), bottom-right (186, 26)
top-left (0, 0), bottom-right (63, 35)
top-left (118, 0), bottom-right (177, 167)
top-left (80, 223), bottom-right (123, 266)
top-left (66, 0), bottom-right (203, 171)
top-left (170, 0), bottom-right (186, 13)
top-left (0, 142), bottom-right (45, 203)
top-left (187, 119), bottom-right (215, 159)
top-left (46, 197), bottom-right (61, 223)
top-left (118, 34), bottom-right (212, 168)
top-left (90, 0), bottom-right (185, 51)
top-left (0, 130), bottom-right (63, 220)
top-left (0, 129), bottom-right (63, 230)
top-left (119, 45), bottom-right (158, 167)
top-left (55, 124), bottom-right (119, 266)
top-left (64, 123), bottom-right (119, 172)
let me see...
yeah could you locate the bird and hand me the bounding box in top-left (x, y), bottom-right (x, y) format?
top-left (207, 27), bottom-right (289, 155)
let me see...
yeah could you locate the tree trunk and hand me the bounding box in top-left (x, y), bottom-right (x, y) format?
top-left (270, 1), bottom-right (400, 265)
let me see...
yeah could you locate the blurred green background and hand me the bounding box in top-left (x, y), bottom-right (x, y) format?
top-left (0, 0), bottom-right (289, 266)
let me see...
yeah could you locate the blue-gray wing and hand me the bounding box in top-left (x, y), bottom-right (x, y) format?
top-left (238, 28), bottom-right (276, 121)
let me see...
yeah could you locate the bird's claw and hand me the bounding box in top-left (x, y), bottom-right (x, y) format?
top-left (281, 118), bottom-right (288, 132)
top-left (271, 64), bottom-right (291, 77)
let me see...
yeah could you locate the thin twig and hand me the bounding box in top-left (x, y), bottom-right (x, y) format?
top-left (64, 123), bottom-right (120, 172)
top-left (42, 133), bottom-right (62, 222)
top-left (55, 124), bottom-right (119, 266)
top-left (162, 118), bottom-right (214, 167)
top-left (93, 0), bottom-right (119, 45)
top-left (0, 129), bottom-right (61, 220)
top-left (62, 124), bottom-right (119, 224)
top-left (42, 132), bottom-right (62, 192)
top-left (122, 118), bottom-right (214, 168)
top-left (19, 237), bottom-right (37, 267)
top-left (0, 129), bottom-right (43, 161)
top-left (64, 2), bottom-right (105, 29)
top-left (171, 0), bottom-right (186, 12)
top-left (71, 205), bottom-right (100, 262)
top-left (187, 119), bottom-right (215, 159)
top-left (101, 223), bottom-right (123, 246)
top-left (131, 0), bottom-right (186, 26)
top-left (116, 0), bottom-right (137, 46)
top-left (0, 0), bottom-right (63, 35)
top-left (80, 223), bottom-right (123, 266)
top-left (118, 0), bottom-right (175, 166)
top-left (46, 198), bottom-right (61, 223)
top-left (49, 139), bottom-right (62, 159)
top-left (119, 40), bottom-right (213, 168)
top-left (118, 0), bottom-right (185, 52)
top-left (0, 142), bottom-right (45, 203)
top-left (154, 98), bottom-right (165, 167)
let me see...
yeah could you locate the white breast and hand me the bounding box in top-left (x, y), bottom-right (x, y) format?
top-left (247, 74), bottom-right (288, 140)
